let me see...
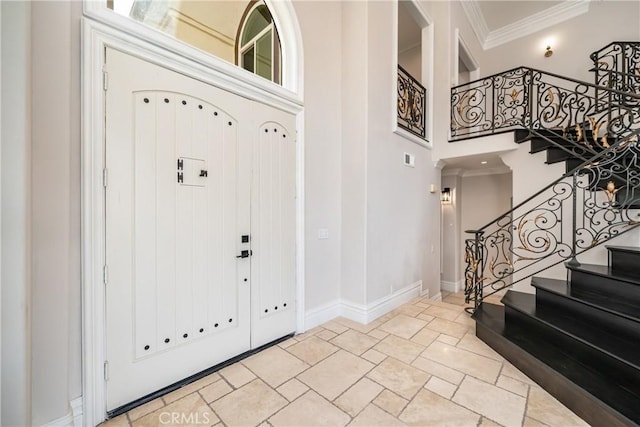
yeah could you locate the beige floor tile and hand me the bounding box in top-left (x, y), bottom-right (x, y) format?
top-left (242, 346), bottom-right (309, 387)
top-left (100, 414), bottom-right (130, 427)
top-left (373, 335), bottom-right (424, 364)
top-left (132, 393), bottom-right (218, 427)
top-left (349, 404), bottom-right (407, 426)
top-left (409, 327), bottom-right (439, 347)
top-left (269, 391), bottom-right (350, 427)
top-left (425, 317), bottom-right (471, 338)
top-left (286, 336), bottom-right (339, 365)
top-left (423, 305), bottom-right (461, 321)
top-left (334, 377), bottom-right (384, 417)
top-left (367, 357), bottom-right (430, 400)
top-left (276, 378), bottom-right (309, 402)
top-left (322, 321), bottom-right (349, 334)
top-left (428, 299), bottom-right (466, 311)
top-left (523, 416), bottom-right (550, 427)
top-left (334, 317), bottom-right (380, 334)
top-left (416, 313), bottom-right (435, 322)
top-left (526, 386), bottom-right (589, 427)
top-left (411, 357), bottom-right (465, 385)
top-left (163, 374), bottom-right (221, 404)
top-left (480, 416), bottom-right (504, 427)
top-left (501, 362), bottom-right (537, 385)
top-left (399, 389), bottom-right (481, 427)
top-left (277, 338), bottom-right (298, 349)
top-left (496, 374), bottom-right (528, 397)
top-left (453, 311), bottom-right (476, 327)
top-left (452, 376), bottom-right (526, 427)
top-left (211, 379), bottom-right (287, 427)
top-left (294, 326), bottom-right (324, 342)
top-left (456, 333), bottom-right (503, 361)
top-left (372, 389), bottom-right (408, 417)
top-left (367, 328), bottom-right (389, 340)
top-left (361, 348), bottom-right (387, 364)
top-left (316, 329), bottom-right (338, 341)
top-left (297, 350), bottom-right (374, 400)
top-left (377, 314), bottom-right (428, 339)
top-left (436, 333), bottom-right (459, 345)
top-left (422, 341), bottom-right (502, 383)
top-left (199, 379), bottom-right (233, 403)
top-left (424, 376), bottom-right (457, 399)
top-left (127, 399), bottom-right (165, 422)
top-left (219, 363), bottom-right (256, 388)
top-left (392, 304), bottom-right (425, 318)
top-left (330, 329), bottom-right (380, 355)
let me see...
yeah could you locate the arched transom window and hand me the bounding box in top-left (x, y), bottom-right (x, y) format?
top-left (237, 1), bottom-right (281, 84)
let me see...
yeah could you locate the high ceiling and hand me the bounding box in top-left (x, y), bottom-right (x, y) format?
top-left (477, 1), bottom-right (565, 31)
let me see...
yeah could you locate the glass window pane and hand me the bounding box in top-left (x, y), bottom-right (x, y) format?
top-left (241, 5), bottom-right (271, 45)
top-left (256, 31), bottom-right (272, 81)
top-left (242, 46), bottom-right (255, 73)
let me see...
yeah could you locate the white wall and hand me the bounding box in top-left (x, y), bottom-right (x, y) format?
top-left (293, 1), bottom-right (344, 313)
top-left (441, 174), bottom-right (462, 289)
top-left (399, 46), bottom-right (421, 82)
top-left (1, 2), bottom-right (32, 426)
top-left (30, 2), bottom-right (83, 424)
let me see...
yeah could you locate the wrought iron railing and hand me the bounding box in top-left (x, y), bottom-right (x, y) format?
top-left (464, 129), bottom-right (640, 311)
top-left (397, 65), bottom-right (426, 138)
top-left (450, 66), bottom-right (639, 143)
top-left (590, 41), bottom-right (640, 100)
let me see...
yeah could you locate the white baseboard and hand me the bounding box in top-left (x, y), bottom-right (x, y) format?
top-left (303, 281), bottom-right (422, 330)
top-left (42, 397), bottom-right (83, 427)
top-left (431, 292), bottom-right (443, 302)
top-left (440, 280), bottom-right (462, 293)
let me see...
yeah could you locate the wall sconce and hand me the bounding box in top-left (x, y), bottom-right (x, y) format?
top-left (544, 46), bottom-right (553, 58)
top-left (441, 187), bottom-right (452, 204)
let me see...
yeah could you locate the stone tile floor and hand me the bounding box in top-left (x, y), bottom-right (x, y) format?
top-left (101, 291), bottom-right (589, 427)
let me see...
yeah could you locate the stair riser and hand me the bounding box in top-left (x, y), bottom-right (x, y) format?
top-left (476, 321), bottom-right (635, 427)
top-left (535, 288), bottom-right (640, 342)
top-left (570, 270), bottom-right (640, 306)
top-left (609, 249), bottom-right (640, 278)
top-left (504, 306), bottom-right (640, 391)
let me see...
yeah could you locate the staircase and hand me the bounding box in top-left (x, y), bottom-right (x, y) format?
top-left (474, 246), bottom-right (640, 426)
top-left (451, 42), bottom-right (640, 426)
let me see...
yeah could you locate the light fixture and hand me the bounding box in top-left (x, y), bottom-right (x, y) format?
top-left (481, 160), bottom-right (488, 165)
top-left (544, 45), bottom-right (553, 58)
top-left (441, 187), bottom-right (452, 204)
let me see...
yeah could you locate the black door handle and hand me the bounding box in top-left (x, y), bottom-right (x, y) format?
top-left (236, 250), bottom-right (252, 258)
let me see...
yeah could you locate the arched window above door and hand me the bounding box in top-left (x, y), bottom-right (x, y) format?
top-left (237, 1), bottom-right (282, 84)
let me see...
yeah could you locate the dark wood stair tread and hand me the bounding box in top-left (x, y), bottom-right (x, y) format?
top-left (606, 245), bottom-right (640, 255)
top-left (501, 291), bottom-right (640, 370)
top-left (474, 303), bottom-right (640, 425)
top-left (568, 263), bottom-right (640, 285)
top-left (531, 276), bottom-right (640, 321)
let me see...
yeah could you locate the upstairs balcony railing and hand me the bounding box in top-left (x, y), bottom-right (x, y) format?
top-left (397, 65), bottom-right (426, 139)
top-left (590, 41), bottom-right (640, 103)
top-left (450, 66), bottom-right (639, 144)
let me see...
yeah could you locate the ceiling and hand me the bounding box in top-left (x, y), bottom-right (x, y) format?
top-left (477, 1), bottom-right (565, 31)
top-left (442, 153), bottom-right (511, 176)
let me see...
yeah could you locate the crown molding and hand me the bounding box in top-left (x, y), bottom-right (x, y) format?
top-left (442, 167), bottom-right (463, 177)
top-left (460, 0), bottom-right (489, 47)
top-left (462, 165), bottom-right (511, 177)
top-left (462, 0), bottom-right (591, 51)
top-left (484, 0), bottom-right (590, 50)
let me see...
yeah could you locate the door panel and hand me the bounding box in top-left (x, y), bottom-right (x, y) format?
top-left (105, 49), bottom-right (251, 410)
top-left (251, 107), bottom-right (297, 347)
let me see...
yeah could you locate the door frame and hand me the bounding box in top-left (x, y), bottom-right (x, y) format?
top-left (81, 11), bottom-right (304, 425)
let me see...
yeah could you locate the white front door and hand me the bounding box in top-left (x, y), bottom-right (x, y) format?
top-left (104, 48), bottom-right (262, 410)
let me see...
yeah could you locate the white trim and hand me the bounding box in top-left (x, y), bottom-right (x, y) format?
top-left (484, 1), bottom-right (590, 50)
top-left (462, 166), bottom-right (511, 178)
top-left (304, 281), bottom-right (423, 329)
top-left (454, 29), bottom-right (480, 86)
top-left (442, 168), bottom-right (463, 177)
top-left (420, 287), bottom-right (430, 298)
top-left (462, 0), bottom-right (591, 51)
top-left (460, 1), bottom-right (489, 49)
top-left (441, 280), bottom-right (462, 293)
top-left (430, 292), bottom-right (443, 302)
top-left (81, 3), bottom-right (304, 423)
top-left (71, 397), bottom-right (83, 427)
top-left (393, 127), bottom-right (430, 149)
